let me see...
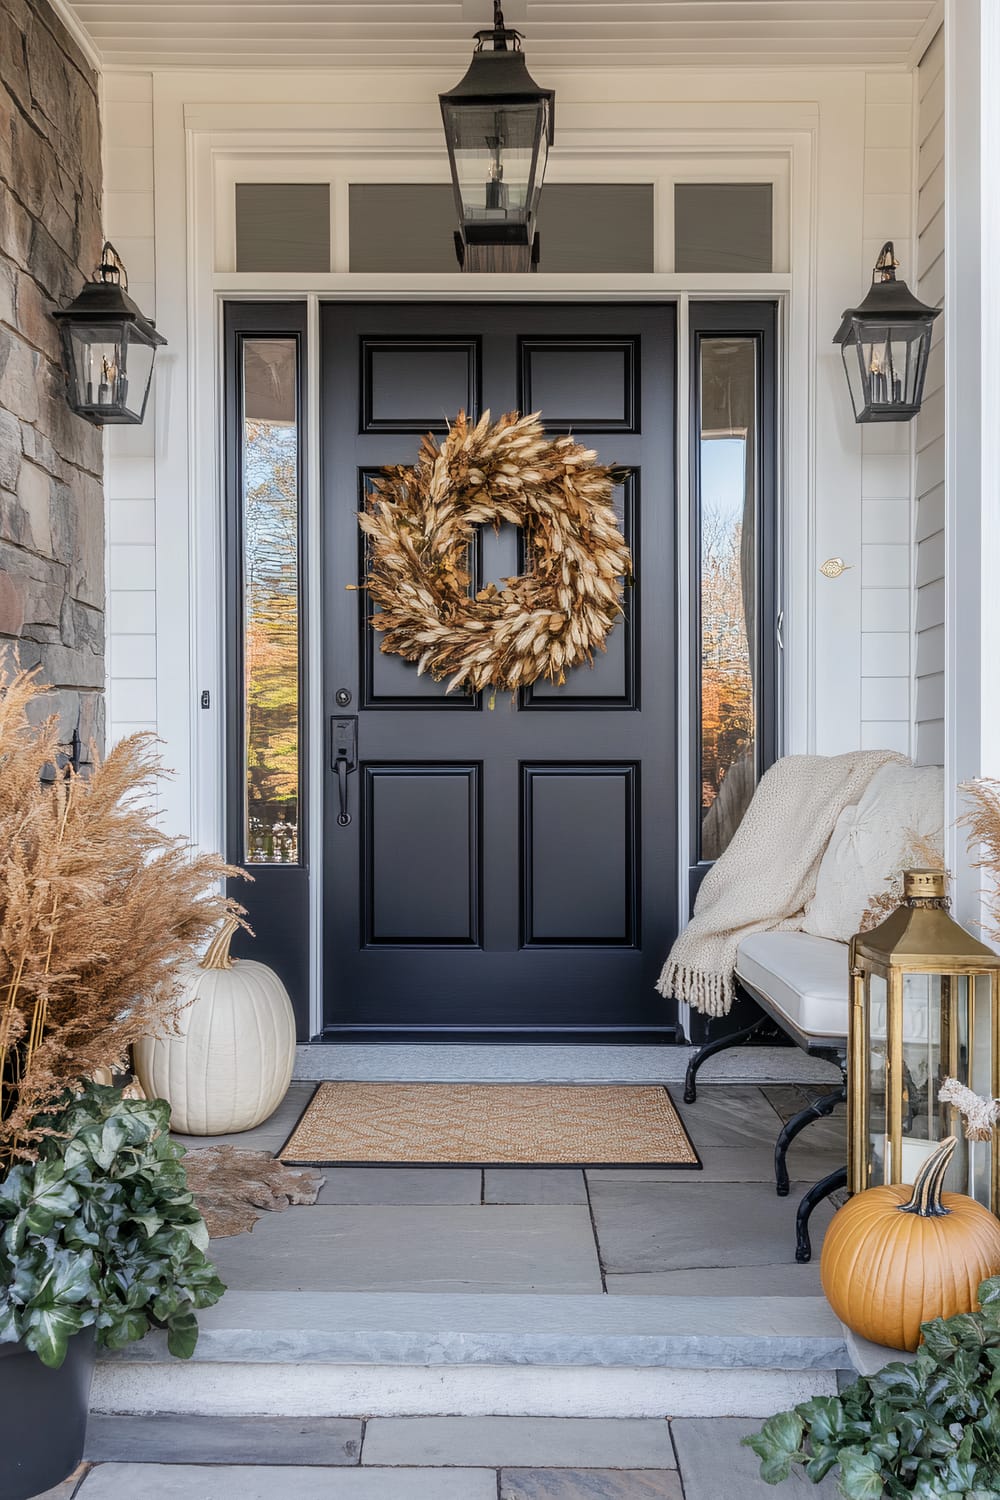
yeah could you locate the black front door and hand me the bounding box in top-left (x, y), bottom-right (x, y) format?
top-left (321, 303), bottom-right (676, 1040)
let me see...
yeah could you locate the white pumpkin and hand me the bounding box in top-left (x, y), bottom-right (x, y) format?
top-left (134, 917), bottom-right (296, 1135)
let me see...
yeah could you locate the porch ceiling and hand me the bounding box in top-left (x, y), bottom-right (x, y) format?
top-left (65, 0), bottom-right (939, 71)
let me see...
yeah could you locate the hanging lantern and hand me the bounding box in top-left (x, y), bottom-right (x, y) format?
top-left (52, 242), bottom-right (166, 425)
top-left (849, 869), bottom-right (1000, 1213)
top-left (833, 242), bottom-right (940, 422)
top-left (439, 0), bottom-right (554, 272)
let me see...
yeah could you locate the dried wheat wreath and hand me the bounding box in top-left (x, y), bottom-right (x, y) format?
top-left (359, 410), bottom-right (631, 695)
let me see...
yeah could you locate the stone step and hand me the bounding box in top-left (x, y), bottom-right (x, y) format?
top-left (93, 1292), bottom-right (848, 1420)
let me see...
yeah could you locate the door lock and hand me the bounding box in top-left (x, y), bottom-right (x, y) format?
top-left (335, 687), bottom-right (352, 707)
top-left (330, 716), bottom-right (358, 826)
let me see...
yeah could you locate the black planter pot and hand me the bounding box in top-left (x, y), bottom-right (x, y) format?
top-left (0, 1332), bottom-right (96, 1500)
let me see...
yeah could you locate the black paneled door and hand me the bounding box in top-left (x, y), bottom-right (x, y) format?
top-left (321, 304), bottom-right (676, 1040)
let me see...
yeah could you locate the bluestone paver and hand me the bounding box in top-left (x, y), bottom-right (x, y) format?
top-left (173, 1082), bottom-right (315, 1155)
top-left (589, 1179), bottom-right (833, 1272)
top-left (587, 1143), bottom-right (842, 1185)
top-left (85, 1413), bottom-right (362, 1465)
top-left (484, 1169), bottom-right (588, 1204)
top-left (679, 1087), bottom-right (789, 1149)
top-left (671, 1418), bottom-right (841, 1497)
top-left (501, 1471), bottom-right (683, 1499)
top-left (361, 1417), bottom-right (677, 1469)
top-left (206, 1204), bottom-right (603, 1293)
top-left (74, 1464), bottom-right (497, 1498)
top-left (316, 1167), bottom-right (481, 1205)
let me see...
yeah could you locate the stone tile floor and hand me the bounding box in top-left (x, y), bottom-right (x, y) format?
top-left (182, 1081), bottom-right (846, 1298)
top-left (40, 1413), bottom-right (840, 1497)
top-left (33, 1081), bottom-right (849, 1498)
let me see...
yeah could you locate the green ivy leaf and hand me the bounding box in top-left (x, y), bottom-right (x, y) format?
top-left (22, 1303), bottom-right (89, 1369)
top-left (165, 1304), bottom-right (199, 1361)
top-left (743, 1411), bottom-right (806, 1485)
top-left (836, 1447), bottom-right (885, 1500)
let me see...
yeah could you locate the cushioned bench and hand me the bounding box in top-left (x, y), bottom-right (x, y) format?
top-left (680, 760), bottom-right (944, 1262)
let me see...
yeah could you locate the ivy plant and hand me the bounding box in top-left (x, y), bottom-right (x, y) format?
top-left (745, 1276), bottom-right (1000, 1498)
top-left (0, 1082), bottom-right (224, 1368)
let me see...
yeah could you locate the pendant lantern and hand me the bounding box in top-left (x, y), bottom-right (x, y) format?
top-left (440, 0), bottom-right (555, 272)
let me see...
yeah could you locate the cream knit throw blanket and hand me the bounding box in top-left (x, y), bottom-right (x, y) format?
top-left (657, 750), bottom-right (906, 1017)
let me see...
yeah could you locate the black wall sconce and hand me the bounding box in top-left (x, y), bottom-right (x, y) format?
top-left (833, 242), bottom-right (940, 423)
top-left (53, 242), bottom-right (166, 425)
top-left (440, 1), bottom-right (555, 272)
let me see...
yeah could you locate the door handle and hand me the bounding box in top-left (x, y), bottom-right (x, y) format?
top-left (331, 716), bottom-right (358, 826)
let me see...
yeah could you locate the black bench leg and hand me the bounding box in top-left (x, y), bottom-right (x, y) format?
top-left (683, 1016), bottom-right (775, 1104)
top-left (795, 1165), bottom-right (848, 1263)
top-left (774, 1083), bottom-right (848, 1197)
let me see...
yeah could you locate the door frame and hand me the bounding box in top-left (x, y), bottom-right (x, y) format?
top-left (222, 292), bottom-right (783, 1040)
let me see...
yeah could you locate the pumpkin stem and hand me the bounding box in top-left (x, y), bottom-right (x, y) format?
top-left (897, 1136), bottom-right (958, 1218)
top-left (200, 915), bottom-right (241, 972)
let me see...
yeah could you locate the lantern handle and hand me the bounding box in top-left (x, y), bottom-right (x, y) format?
top-left (873, 241), bottom-right (899, 286)
top-left (475, 1), bottom-right (523, 50)
top-left (97, 241), bottom-right (128, 292)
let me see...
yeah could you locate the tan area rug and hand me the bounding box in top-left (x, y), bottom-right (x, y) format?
top-left (281, 1083), bottom-right (700, 1168)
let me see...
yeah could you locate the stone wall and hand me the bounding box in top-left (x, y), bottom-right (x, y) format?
top-left (0, 0), bottom-right (104, 748)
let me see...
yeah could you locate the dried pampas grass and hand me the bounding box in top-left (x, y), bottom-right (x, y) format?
top-left (959, 777), bottom-right (1000, 945)
top-left (0, 660), bottom-right (246, 1163)
top-left (360, 409), bottom-right (631, 696)
top-left (858, 832), bottom-right (946, 932)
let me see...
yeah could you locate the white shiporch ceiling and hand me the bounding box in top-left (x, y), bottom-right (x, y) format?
top-left (64, 1), bottom-right (940, 71)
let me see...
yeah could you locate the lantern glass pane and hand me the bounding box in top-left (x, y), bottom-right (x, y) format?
top-left (898, 970), bottom-right (944, 1183)
top-left (868, 972), bottom-right (888, 1186)
top-left (119, 329), bottom-right (156, 420)
top-left (958, 973), bottom-right (994, 1204)
top-left (446, 102), bottom-right (546, 225)
top-left (855, 320), bottom-right (928, 411)
top-left (66, 323), bottom-right (126, 412)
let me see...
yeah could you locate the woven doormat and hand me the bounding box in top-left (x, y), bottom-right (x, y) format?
top-left (281, 1082), bottom-right (700, 1168)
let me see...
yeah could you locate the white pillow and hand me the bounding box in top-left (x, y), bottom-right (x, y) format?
top-left (800, 763), bottom-right (944, 943)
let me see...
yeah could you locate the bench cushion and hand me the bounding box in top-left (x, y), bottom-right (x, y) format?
top-left (801, 763), bottom-right (944, 943)
top-left (736, 930), bottom-right (849, 1044)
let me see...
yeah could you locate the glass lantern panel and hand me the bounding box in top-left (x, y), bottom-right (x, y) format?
top-left (446, 102), bottom-right (546, 225)
top-left (868, 972), bottom-right (888, 1186)
top-left (899, 970), bottom-right (945, 1183)
top-left (948, 973), bottom-right (994, 1205)
top-left (854, 320), bottom-right (928, 411)
top-left (66, 322), bottom-right (127, 413)
top-left (119, 329), bottom-right (156, 421)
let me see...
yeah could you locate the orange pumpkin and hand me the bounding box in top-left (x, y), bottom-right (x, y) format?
top-left (820, 1136), bottom-right (1000, 1352)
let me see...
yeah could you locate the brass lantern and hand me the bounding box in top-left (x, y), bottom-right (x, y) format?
top-left (849, 869), bottom-right (1000, 1212)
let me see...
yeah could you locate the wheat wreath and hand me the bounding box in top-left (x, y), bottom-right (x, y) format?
top-left (358, 409), bottom-right (632, 696)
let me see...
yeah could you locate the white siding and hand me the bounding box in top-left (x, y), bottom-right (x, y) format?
top-left (914, 24), bottom-right (945, 766)
top-left (859, 71), bottom-right (914, 758)
top-left (103, 72), bottom-right (157, 747)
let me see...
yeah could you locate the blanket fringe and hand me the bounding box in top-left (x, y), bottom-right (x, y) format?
top-left (655, 961), bottom-right (735, 1019)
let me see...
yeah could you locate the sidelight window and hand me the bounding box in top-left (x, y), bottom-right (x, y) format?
top-left (691, 306), bottom-right (777, 877)
top-left (238, 334), bottom-right (302, 864)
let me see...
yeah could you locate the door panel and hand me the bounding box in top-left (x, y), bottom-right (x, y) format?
top-left (321, 302), bottom-right (675, 1040)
